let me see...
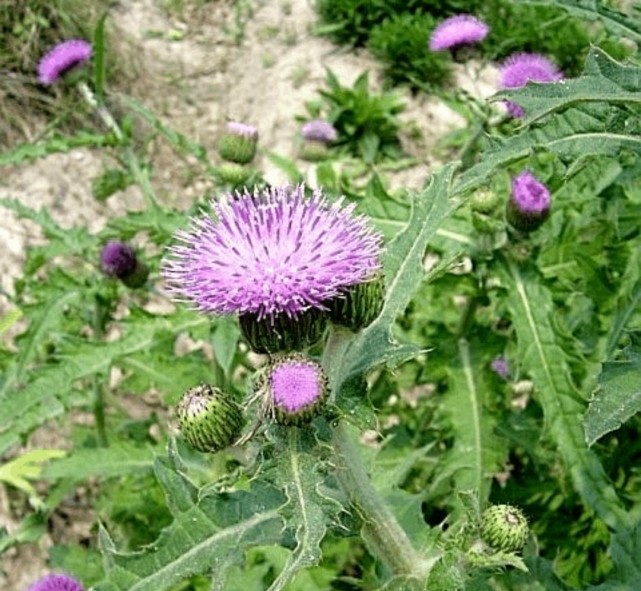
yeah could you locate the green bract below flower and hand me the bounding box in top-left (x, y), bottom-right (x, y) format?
top-left (163, 185), bottom-right (383, 351)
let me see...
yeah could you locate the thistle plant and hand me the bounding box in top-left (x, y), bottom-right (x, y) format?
top-left (2, 4), bottom-right (641, 591)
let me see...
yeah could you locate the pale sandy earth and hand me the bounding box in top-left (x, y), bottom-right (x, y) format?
top-left (0, 0), bottom-right (497, 588)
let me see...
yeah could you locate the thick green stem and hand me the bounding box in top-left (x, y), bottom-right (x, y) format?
top-left (93, 380), bottom-right (109, 447)
top-left (77, 81), bottom-right (159, 209)
top-left (331, 422), bottom-right (433, 579)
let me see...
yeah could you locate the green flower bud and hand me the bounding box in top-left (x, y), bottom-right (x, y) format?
top-left (480, 504), bottom-right (529, 553)
top-left (261, 353), bottom-right (329, 426)
top-left (218, 122), bottom-right (258, 164)
top-left (299, 140), bottom-right (331, 162)
top-left (470, 189), bottom-right (499, 214)
top-left (239, 308), bottom-right (328, 354)
top-left (215, 162), bottom-right (253, 187)
top-left (329, 276), bottom-right (385, 332)
top-left (177, 384), bottom-right (244, 452)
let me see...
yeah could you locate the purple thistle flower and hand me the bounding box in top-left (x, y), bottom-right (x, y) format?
top-left (429, 14), bottom-right (490, 51)
top-left (511, 171), bottom-right (551, 214)
top-left (27, 573), bottom-right (85, 591)
top-left (100, 241), bottom-right (137, 279)
top-left (226, 121), bottom-right (258, 140)
top-left (301, 119), bottom-right (338, 144)
top-left (499, 53), bottom-right (563, 118)
top-left (507, 170), bottom-right (552, 232)
top-left (490, 356), bottom-right (510, 380)
top-left (499, 53), bottom-right (563, 89)
top-left (37, 39), bottom-right (92, 85)
top-left (163, 185), bottom-right (383, 320)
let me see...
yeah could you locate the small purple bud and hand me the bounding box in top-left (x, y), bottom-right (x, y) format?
top-left (37, 40), bottom-right (92, 85)
top-left (218, 121), bottom-right (259, 164)
top-left (100, 241), bottom-right (149, 288)
top-left (264, 354), bottom-right (329, 426)
top-left (507, 170), bottom-right (552, 232)
top-left (301, 119), bottom-right (338, 143)
top-left (491, 356), bottom-right (510, 380)
top-left (226, 121), bottom-right (258, 140)
top-left (27, 573), bottom-right (85, 591)
top-left (429, 14), bottom-right (489, 52)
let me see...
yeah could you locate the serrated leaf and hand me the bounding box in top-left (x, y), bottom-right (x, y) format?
top-left (0, 314), bottom-right (207, 456)
top-left (517, 0), bottom-right (641, 43)
top-left (42, 443), bottom-right (155, 481)
top-left (503, 261), bottom-right (628, 531)
top-left (267, 429), bottom-right (340, 591)
top-left (332, 164), bottom-right (455, 393)
top-left (0, 449), bottom-right (66, 497)
top-left (442, 338), bottom-right (506, 504)
top-left (584, 334), bottom-right (641, 446)
top-left (97, 456), bottom-right (285, 591)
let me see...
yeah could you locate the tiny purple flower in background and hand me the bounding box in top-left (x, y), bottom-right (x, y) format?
top-left (491, 356), bottom-right (510, 380)
top-left (163, 185), bottom-right (383, 320)
top-left (37, 39), bottom-right (92, 85)
top-left (429, 14), bottom-right (490, 51)
top-left (499, 53), bottom-right (563, 118)
top-left (226, 121), bottom-right (258, 140)
top-left (301, 119), bottom-right (338, 144)
top-left (27, 573), bottom-right (85, 591)
top-left (100, 240), bottom-right (137, 279)
top-left (507, 170), bottom-right (552, 232)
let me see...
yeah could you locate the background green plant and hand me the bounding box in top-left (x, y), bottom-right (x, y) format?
top-left (1, 2), bottom-right (641, 591)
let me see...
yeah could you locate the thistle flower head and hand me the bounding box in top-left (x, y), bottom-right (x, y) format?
top-left (27, 573), bottom-right (85, 591)
top-left (226, 121), bottom-right (258, 139)
top-left (499, 53), bottom-right (563, 89)
top-left (429, 15), bottom-right (489, 51)
top-left (265, 354), bottom-right (328, 425)
top-left (480, 504), bottom-right (529, 553)
top-left (37, 39), bottom-right (92, 85)
top-left (100, 241), bottom-right (137, 278)
top-left (163, 185), bottom-right (383, 320)
top-left (301, 119), bottom-right (338, 143)
top-left (511, 171), bottom-right (550, 214)
top-left (507, 170), bottom-right (551, 232)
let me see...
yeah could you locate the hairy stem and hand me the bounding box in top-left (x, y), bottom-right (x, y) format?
top-left (77, 81), bottom-right (159, 209)
top-left (331, 422), bottom-right (433, 579)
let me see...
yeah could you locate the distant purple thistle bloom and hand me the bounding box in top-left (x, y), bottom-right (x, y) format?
top-left (271, 358), bottom-right (324, 413)
top-left (27, 573), bottom-right (85, 591)
top-left (301, 119), bottom-right (338, 143)
top-left (163, 185), bottom-right (383, 320)
top-left (37, 39), bottom-right (92, 85)
top-left (491, 356), bottom-right (510, 379)
top-left (499, 53), bottom-right (563, 89)
top-left (429, 14), bottom-right (489, 51)
top-left (226, 121), bottom-right (258, 139)
top-left (511, 171), bottom-right (551, 214)
top-left (500, 53), bottom-right (562, 118)
top-left (100, 241), bottom-right (137, 279)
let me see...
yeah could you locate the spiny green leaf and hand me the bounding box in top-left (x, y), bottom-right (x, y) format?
top-left (333, 164), bottom-right (455, 392)
top-left (97, 456), bottom-right (285, 591)
top-left (503, 261), bottom-right (628, 531)
top-left (442, 338), bottom-right (506, 504)
top-left (516, 0), bottom-right (641, 43)
top-left (607, 522), bottom-right (641, 586)
top-left (496, 48), bottom-right (641, 124)
top-left (42, 443), bottom-right (155, 481)
top-left (584, 333), bottom-right (641, 446)
top-left (0, 314), bottom-right (207, 456)
top-left (266, 429), bottom-right (341, 591)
